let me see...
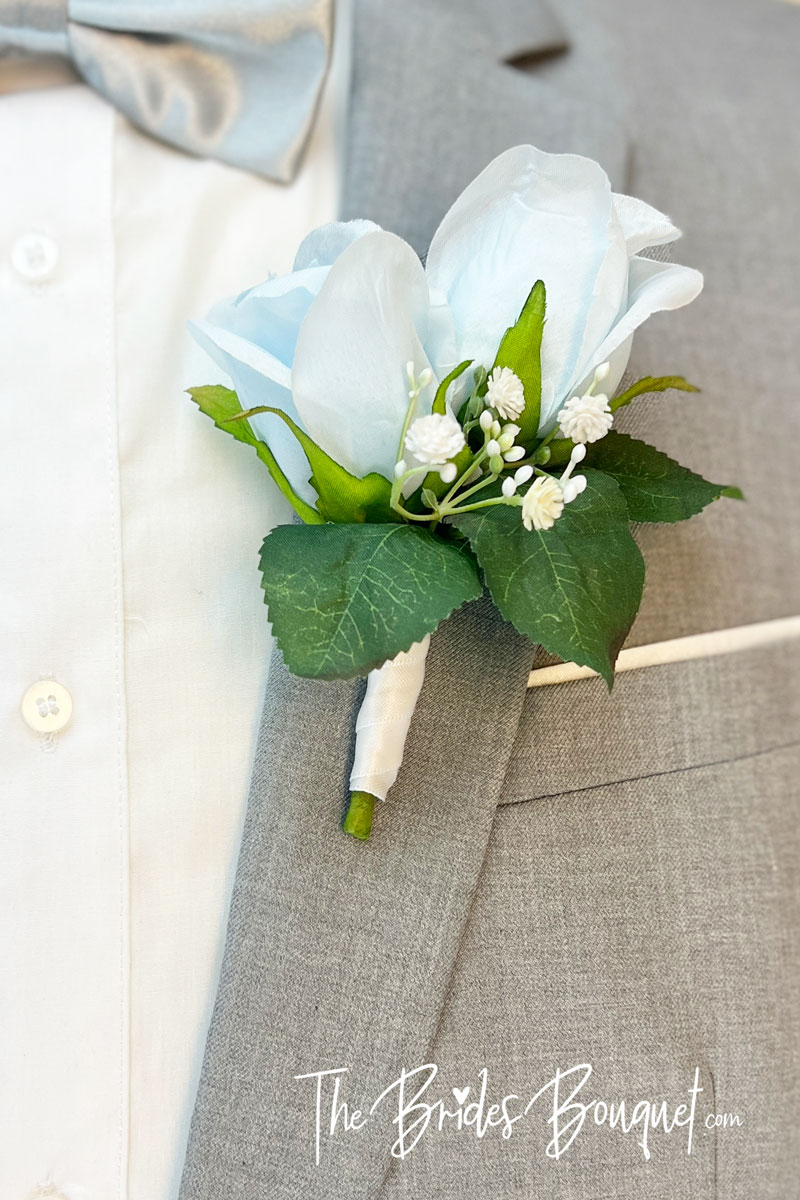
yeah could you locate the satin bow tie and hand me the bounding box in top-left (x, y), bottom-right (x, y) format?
top-left (0, 0), bottom-right (333, 182)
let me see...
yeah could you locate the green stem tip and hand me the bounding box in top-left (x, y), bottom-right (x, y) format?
top-left (343, 791), bottom-right (376, 841)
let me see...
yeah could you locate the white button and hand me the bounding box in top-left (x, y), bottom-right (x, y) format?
top-left (10, 232), bottom-right (59, 282)
top-left (20, 679), bottom-right (73, 734)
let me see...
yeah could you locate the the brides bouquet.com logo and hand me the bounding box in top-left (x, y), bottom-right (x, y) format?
top-left (294, 1063), bottom-right (742, 1165)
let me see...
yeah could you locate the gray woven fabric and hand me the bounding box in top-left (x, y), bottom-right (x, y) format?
top-left (179, 599), bottom-right (534, 1198)
top-left (382, 638), bottom-right (800, 1198)
top-left (180, 0), bottom-right (800, 1194)
top-left (342, 0), bottom-right (630, 255)
top-left (581, 0), bottom-right (800, 643)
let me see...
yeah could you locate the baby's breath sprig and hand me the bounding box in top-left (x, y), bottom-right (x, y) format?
top-left (389, 360), bottom-right (613, 530)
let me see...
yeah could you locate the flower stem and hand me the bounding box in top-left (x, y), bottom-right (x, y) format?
top-left (442, 444), bottom-right (488, 506)
top-left (448, 495), bottom-right (520, 515)
top-left (442, 470), bottom-right (497, 511)
top-left (343, 790), bottom-right (376, 840)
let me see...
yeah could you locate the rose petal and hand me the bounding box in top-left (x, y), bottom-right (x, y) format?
top-left (426, 145), bottom-right (624, 410)
top-left (293, 219), bottom-right (382, 270)
top-left (612, 193), bottom-right (682, 256)
top-left (292, 231), bottom-right (435, 479)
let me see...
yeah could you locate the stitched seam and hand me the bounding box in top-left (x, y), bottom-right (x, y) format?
top-left (498, 735), bottom-right (800, 808)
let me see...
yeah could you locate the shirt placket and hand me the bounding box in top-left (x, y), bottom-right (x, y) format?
top-left (0, 85), bottom-right (130, 1200)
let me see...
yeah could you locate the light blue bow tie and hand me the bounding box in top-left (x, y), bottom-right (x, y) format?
top-left (0, 0), bottom-right (333, 182)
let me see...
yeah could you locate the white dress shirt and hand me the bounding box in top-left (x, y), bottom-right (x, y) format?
top-left (0, 8), bottom-right (351, 1197)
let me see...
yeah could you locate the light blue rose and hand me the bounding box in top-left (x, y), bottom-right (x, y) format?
top-left (194, 145), bottom-right (702, 498)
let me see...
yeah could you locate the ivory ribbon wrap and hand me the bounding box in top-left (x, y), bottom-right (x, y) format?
top-left (349, 636), bottom-right (431, 801)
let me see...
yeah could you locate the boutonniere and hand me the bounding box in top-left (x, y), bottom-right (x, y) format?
top-left (189, 146), bottom-right (740, 840)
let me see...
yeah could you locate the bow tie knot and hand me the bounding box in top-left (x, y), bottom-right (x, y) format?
top-left (0, 0), bottom-right (334, 182)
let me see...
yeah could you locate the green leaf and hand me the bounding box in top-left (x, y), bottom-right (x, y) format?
top-left (492, 280), bottom-right (546, 446)
top-left (423, 360), bottom-right (475, 499)
top-left (454, 471), bottom-right (644, 686)
top-left (236, 404), bottom-right (397, 524)
top-left (188, 385), bottom-right (323, 524)
top-left (432, 359), bottom-right (472, 415)
top-left (587, 432), bottom-right (740, 523)
top-left (610, 375), bottom-right (699, 413)
top-left (260, 523), bottom-right (483, 679)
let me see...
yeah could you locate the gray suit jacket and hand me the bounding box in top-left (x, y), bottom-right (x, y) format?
top-left (180, 0), bottom-right (800, 1195)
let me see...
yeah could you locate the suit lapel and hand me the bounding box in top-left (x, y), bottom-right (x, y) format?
top-left (342, 0), bottom-right (631, 255)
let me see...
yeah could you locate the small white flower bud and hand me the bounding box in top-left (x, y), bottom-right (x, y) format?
top-left (491, 420), bottom-right (502, 438)
top-left (503, 445), bottom-right (525, 462)
top-left (405, 361), bottom-right (416, 385)
top-left (501, 477), bottom-right (518, 498)
top-left (489, 454), bottom-right (504, 475)
top-left (418, 366), bottom-right (434, 388)
top-left (594, 361), bottom-right (611, 383)
top-left (439, 461), bottom-right (458, 484)
top-left (497, 431), bottom-right (515, 452)
top-left (394, 459), bottom-right (407, 478)
top-left (570, 443), bottom-right (587, 464)
top-left (479, 410), bottom-right (493, 432)
top-left (514, 464), bottom-right (534, 485)
top-left (486, 438), bottom-right (501, 456)
top-left (562, 474), bottom-right (588, 504)
top-left (501, 424), bottom-right (521, 439)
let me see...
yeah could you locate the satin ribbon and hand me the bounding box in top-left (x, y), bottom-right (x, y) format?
top-left (0, 0), bottom-right (333, 181)
top-left (349, 636), bottom-right (430, 801)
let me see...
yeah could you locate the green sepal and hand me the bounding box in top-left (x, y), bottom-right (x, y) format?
top-left (187, 385), bottom-right (323, 524)
top-left (454, 470), bottom-right (644, 687)
top-left (236, 404), bottom-right (397, 524)
top-left (610, 375), bottom-right (699, 413)
top-left (260, 522), bottom-right (482, 679)
top-left (587, 432), bottom-right (741, 523)
top-left (424, 360), bottom-right (474, 498)
top-left (432, 359), bottom-right (472, 415)
top-left (492, 280), bottom-right (546, 446)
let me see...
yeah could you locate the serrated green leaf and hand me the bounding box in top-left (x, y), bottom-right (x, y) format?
top-left (587, 432), bottom-right (739, 523)
top-left (492, 280), bottom-right (546, 446)
top-left (432, 359), bottom-right (472, 415)
top-left (610, 375), bottom-right (699, 413)
top-left (454, 471), bottom-right (644, 686)
top-left (236, 404), bottom-right (397, 524)
top-left (260, 523), bottom-right (482, 679)
top-left (188, 385), bottom-right (323, 524)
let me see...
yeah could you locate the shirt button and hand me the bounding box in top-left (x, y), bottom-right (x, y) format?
top-left (10, 232), bottom-right (60, 282)
top-left (20, 679), bottom-right (73, 734)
